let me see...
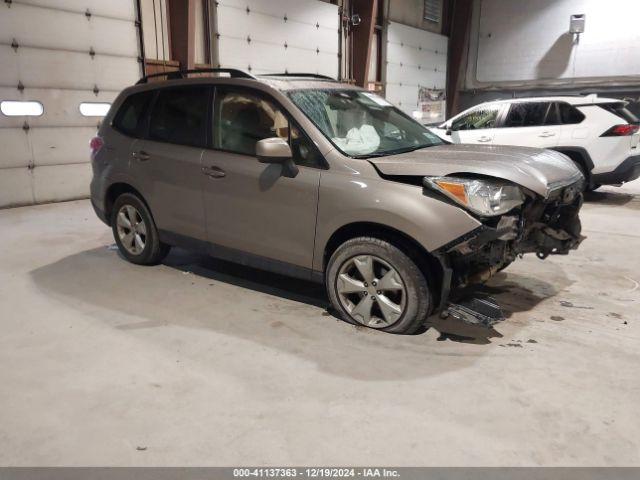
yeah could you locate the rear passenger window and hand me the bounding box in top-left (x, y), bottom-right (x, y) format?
top-left (149, 87), bottom-right (209, 147)
top-left (558, 102), bottom-right (585, 124)
top-left (113, 91), bottom-right (154, 137)
top-left (451, 106), bottom-right (501, 131)
top-left (504, 102), bottom-right (550, 127)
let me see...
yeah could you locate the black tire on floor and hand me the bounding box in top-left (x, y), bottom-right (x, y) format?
top-left (111, 192), bottom-right (170, 265)
top-left (568, 159), bottom-right (593, 191)
top-left (326, 237), bottom-right (432, 335)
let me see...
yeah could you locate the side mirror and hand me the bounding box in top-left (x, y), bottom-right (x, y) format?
top-left (256, 137), bottom-right (298, 178)
top-left (445, 124), bottom-right (453, 135)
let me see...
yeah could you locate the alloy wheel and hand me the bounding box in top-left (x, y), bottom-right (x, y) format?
top-left (336, 255), bottom-right (407, 328)
top-left (116, 204), bottom-right (147, 255)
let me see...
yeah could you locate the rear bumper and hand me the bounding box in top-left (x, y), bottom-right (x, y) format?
top-left (592, 154), bottom-right (640, 185)
top-left (91, 198), bottom-right (110, 226)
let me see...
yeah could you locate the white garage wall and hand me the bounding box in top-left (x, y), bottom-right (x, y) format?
top-left (0, 0), bottom-right (140, 208)
top-left (385, 22), bottom-right (448, 122)
top-left (213, 0), bottom-right (339, 77)
top-left (470, 0), bottom-right (640, 87)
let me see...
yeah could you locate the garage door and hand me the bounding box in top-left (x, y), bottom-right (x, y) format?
top-left (0, 0), bottom-right (141, 208)
top-left (213, 0), bottom-right (339, 78)
top-left (385, 22), bottom-right (448, 124)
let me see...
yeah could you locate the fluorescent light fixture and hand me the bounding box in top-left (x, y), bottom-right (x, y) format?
top-left (79, 102), bottom-right (111, 117)
top-left (0, 100), bottom-right (44, 116)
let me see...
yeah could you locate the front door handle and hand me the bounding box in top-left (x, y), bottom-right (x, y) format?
top-left (132, 150), bottom-right (150, 161)
top-left (539, 131), bottom-right (556, 138)
top-left (477, 136), bottom-right (492, 143)
top-left (202, 165), bottom-right (226, 178)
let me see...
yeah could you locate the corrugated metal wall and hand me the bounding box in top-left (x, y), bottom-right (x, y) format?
top-left (0, 0), bottom-right (141, 208)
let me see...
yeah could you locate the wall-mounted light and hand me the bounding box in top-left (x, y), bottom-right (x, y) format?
top-left (0, 100), bottom-right (44, 117)
top-left (570, 14), bottom-right (585, 44)
top-left (79, 102), bottom-right (111, 117)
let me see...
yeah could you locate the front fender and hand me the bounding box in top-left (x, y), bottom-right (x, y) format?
top-left (313, 167), bottom-right (481, 272)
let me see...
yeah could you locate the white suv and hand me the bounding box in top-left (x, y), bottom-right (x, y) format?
top-left (431, 95), bottom-right (640, 190)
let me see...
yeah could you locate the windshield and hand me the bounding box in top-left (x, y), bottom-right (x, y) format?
top-left (288, 89), bottom-right (444, 158)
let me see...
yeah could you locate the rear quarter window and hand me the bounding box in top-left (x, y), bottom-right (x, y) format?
top-left (558, 102), bottom-right (585, 124)
top-left (113, 91), bottom-right (155, 137)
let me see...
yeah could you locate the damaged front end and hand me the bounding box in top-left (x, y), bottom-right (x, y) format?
top-left (430, 178), bottom-right (585, 327)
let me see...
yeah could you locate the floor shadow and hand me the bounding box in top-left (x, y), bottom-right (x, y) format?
top-left (163, 248), bottom-right (328, 309)
top-left (584, 189), bottom-right (637, 207)
top-left (29, 246), bottom-right (565, 380)
top-left (428, 271), bottom-right (560, 345)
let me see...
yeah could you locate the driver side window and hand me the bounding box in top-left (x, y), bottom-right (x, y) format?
top-left (452, 106), bottom-right (501, 131)
top-left (213, 89), bottom-right (322, 168)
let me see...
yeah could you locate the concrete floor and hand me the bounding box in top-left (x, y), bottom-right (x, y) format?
top-left (1, 183), bottom-right (639, 466)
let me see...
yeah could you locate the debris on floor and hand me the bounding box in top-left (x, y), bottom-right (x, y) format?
top-left (559, 300), bottom-right (594, 310)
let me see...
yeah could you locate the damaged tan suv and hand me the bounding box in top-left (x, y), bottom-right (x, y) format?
top-left (90, 69), bottom-right (585, 334)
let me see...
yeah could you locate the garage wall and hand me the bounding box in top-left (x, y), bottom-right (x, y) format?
top-left (0, 0), bottom-right (141, 208)
top-left (212, 0), bottom-right (339, 77)
top-left (388, 0), bottom-right (444, 34)
top-left (467, 0), bottom-right (640, 88)
top-left (385, 22), bottom-right (448, 122)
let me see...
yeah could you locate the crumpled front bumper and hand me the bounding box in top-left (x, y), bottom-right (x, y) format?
top-left (430, 182), bottom-right (585, 326)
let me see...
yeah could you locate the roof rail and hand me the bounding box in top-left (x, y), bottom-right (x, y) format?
top-left (136, 68), bottom-right (256, 84)
top-left (259, 73), bottom-right (336, 81)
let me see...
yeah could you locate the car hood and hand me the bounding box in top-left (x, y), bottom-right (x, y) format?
top-left (367, 144), bottom-right (584, 197)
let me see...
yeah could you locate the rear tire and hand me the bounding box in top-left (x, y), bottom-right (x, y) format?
top-left (111, 193), bottom-right (170, 265)
top-left (326, 237), bottom-right (432, 334)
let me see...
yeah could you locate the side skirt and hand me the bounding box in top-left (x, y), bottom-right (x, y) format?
top-left (158, 230), bottom-right (324, 284)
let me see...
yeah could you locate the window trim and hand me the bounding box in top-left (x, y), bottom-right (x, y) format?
top-left (210, 84), bottom-right (328, 170)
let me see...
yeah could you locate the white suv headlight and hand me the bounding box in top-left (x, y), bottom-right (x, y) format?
top-left (425, 176), bottom-right (526, 217)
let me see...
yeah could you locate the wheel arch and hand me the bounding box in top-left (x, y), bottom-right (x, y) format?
top-left (551, 147), bottom-right (595, 182)
top-left (104, 182), bottom-right (152, 226)
top-left (322, 222), bottom-right (444, 304)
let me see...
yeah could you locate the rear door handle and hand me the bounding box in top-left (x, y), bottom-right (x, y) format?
top-left (202, 165), bottom-right (226, 178)
top-left (539, 131), bottom-right (556, 138)
top-left (477, 136), bottom-right (492, 143)
top-left (132, 150), bottom-right (150, 161)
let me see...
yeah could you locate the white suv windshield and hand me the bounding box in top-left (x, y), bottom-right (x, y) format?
top-left (288, 89), bottom-right (444, 158)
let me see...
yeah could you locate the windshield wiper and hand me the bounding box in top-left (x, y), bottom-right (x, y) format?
top-left (351, 144), bottom-right (434, 159)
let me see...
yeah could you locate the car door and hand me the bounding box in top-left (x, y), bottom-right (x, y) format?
top-left (492, 101), bottom-right (560, 149)
top-left (449, 104), bottom-right (504, 144)
top-left (200, 86), bottom-right (323, 272)
top-left (129, 85), bottom-right (210, 241)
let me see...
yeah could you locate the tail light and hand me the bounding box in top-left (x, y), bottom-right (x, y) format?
top-left (600, 124), bottom-right (640, 137)
top-left (90, 136), bottom-right (104, 157)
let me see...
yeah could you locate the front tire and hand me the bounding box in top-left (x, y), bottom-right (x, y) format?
top-left (326, 237), bottom-right (432, 334)
top-left (111, 192), bottom-right (170, 265)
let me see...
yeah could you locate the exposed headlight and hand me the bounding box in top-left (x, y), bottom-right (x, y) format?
top-left (425, 176), bottom-right (525, 217)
